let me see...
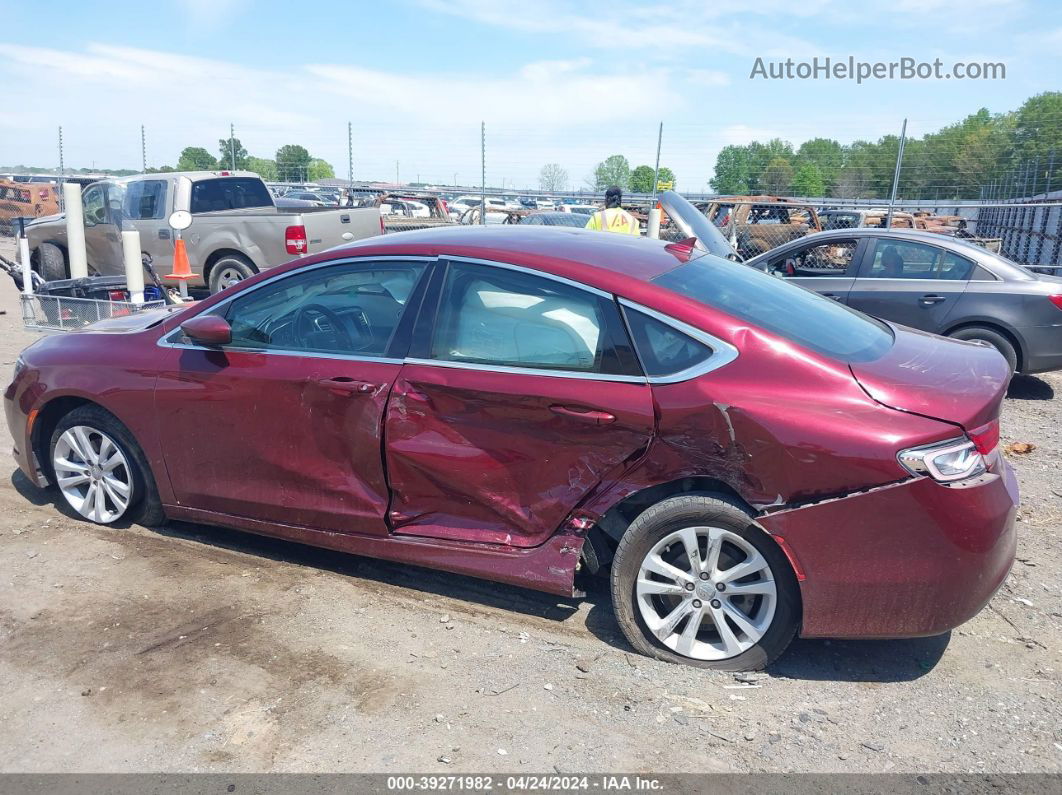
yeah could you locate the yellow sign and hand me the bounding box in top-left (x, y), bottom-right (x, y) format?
top-left (656, 181), bottom-right (674, 191)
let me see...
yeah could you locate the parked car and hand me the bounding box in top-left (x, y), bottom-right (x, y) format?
top-left (6, 195), bottom-right (1017, 670)
top-left (517, 211), bottom-right (587, 227)
top-left (24, 171), bottom-right (382, 293)
top-left (704, 196), bottom-right (821, 258)
top-left (559, 204), bottom-right (598, 216)
top-left (746, 228), bottom-right (1062, 373)
top-left (282, 190), bottom-right (330, 206)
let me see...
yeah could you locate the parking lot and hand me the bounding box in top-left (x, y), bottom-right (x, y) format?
top-left (0, 236), bottom-right (1059, 774)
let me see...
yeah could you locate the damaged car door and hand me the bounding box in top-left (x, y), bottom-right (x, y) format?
top-left (384, 258), bottom-right (655, 547)
top-left (154, 258), bottom-right (431, 534)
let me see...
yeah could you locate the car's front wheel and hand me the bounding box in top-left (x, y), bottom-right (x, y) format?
top-left (49, 405), bottom-right (165, 526)
top-left (610, 495), bottom-right (799, 671)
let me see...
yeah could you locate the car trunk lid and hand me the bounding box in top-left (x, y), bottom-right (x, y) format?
top-left (848, 324), bottom-right (1010, 430)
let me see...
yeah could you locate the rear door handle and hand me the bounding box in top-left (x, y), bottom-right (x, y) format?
top-left (822, 293), bottom-right (843, 301)
top-left (316, 376), bottom-right (379, 395)
top-left (550, 405), bottom-right (616, 425)
top-left (919, 294), bottom-right (946, 305)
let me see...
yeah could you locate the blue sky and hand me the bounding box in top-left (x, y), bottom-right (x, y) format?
top-left (1, 0), bottom-right (1059, 190)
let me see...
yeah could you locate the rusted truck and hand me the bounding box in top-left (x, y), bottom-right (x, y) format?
top-left (702, 195), bottom-right (821, 258)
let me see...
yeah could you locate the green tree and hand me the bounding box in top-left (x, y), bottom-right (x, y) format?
top-left (176, 146), bottom-right (218, 171)
top-left (629, 165), bottom-right (655, 193)
top-left (538, 163), bottom-right (568, 191)
top-left (657, 166), bottom-right (675, 189)
top-left (592, 154), bottom-right (630, 191)
top-left (795, 138), bottom-right (843, 193)
top-left (791, 162), bottom-right (825, 197)
top-left (244, 156), bottom-right (278, 181)
top-left (710, 145), bottom-right (755, 193)
top-left (218, 136), bottom-right (249, 170)
top-left (307, 158), bottom-right (335, 180)
top-left (275, 144), bottom-right (313, 182)
top-left (760, 156), bottom-right (794, 194)
top-left (145, 165), bottom-right (175, 173)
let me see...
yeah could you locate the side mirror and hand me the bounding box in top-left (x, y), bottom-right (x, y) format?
top-left (168, 210), bottom-right (192, 231)
top-left (181, 315), bottom-right (231, 347)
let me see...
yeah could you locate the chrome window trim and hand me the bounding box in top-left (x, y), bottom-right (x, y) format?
top-left (619, 299), bottom-right (739, 384)
top-left (442, 255), bottom-right (613, 300)
top-left (403, 358), bottom-right (645, 383)
top-left (156, 254), bottom-right (435, 352)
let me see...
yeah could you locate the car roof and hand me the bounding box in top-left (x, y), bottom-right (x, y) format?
top-left (309, 225), bottom-right (684, 286)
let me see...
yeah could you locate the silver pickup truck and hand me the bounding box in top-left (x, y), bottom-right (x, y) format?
top-left (26, 171), bottom-right (382, 292)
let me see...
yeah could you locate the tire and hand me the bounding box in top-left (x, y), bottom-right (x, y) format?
top-left (948, 326), bottom-right (1018, 373)
top-left (49, 405), bottom-right (166, 527)
top-left (37, 243), bottom-right (67, 281)
top-left (208, 255), bottom-right (256, 293)
top-left (610, 495), bottom-right (799, 671)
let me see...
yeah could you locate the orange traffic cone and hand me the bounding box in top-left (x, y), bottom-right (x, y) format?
top-left (167, 238), bottom-right (193, 281)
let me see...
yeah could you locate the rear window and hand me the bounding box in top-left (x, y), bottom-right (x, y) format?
top-left (653, 256), bottom-right (893, 363)
top-left (190, 178), bottom-right (272, 213)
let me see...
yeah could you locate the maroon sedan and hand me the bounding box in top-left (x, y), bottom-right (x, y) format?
top-left (4, 222), bottom-right (1017, 670)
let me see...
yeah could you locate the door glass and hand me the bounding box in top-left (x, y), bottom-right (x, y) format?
top-left (81, 185), bottom-right (106, 227)
top-left (222, 261), bottom-right (426, 356)
top-left (861, 240), bottom-right (953, 280)
top-left (123, 180), bottom-right (168, 220)
top-left (430, 262), bottom-right (627, 374)
top-left (624, 309), bottom-right (712, 378)
top-left (768, 240), bottom-right (857, 278)
top-left (191, 178), bottom-right (272, 213)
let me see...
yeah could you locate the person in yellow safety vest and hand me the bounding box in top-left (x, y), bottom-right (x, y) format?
top-left (584, 186), bottom-right (640, 236)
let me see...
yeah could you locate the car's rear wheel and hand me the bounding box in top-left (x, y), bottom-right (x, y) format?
top-left (208, 255), bottom-right (255, 293)
top-left (948, 326), bottom-right (1018, 373)
top-left (610, 495), bottom-right (799, 671)
top-left (49, 405), bottom-right (165, 526)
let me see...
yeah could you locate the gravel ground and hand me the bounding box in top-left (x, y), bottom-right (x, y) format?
top-left (0, 237), bottom-right (1059, 773)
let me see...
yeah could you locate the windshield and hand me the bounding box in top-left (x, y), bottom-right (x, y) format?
top-left (653, 254), bottom-right (894, 363)
top-left (822, 212), bottom-right (861, 230)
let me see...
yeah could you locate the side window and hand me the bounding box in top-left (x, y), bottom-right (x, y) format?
top-left (624, 308), bottom-right (713, 378)
top-left (81, 185), bottom-right (106, 226)
top-left (191, 178), bottom-right (272, 213)
top-left (123, 180), bottom-right (167, 220)
top-left (861, 240), bottom-right (948, 280)
top-left (768, 240), bottom-right (857, 278)
top-left (938, 251), bottom-right (974, 281)
top-left (430, 262), bottom-right (628, 374)
top-left (222, 261), bottom-right (426, 356)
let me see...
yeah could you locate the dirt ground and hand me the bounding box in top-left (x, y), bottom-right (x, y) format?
top-left (0, 237), bottom-right (1059, 774)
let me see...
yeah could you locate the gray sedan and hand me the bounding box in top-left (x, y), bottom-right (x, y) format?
top-left (745, 228), bottom-right (1062, 374)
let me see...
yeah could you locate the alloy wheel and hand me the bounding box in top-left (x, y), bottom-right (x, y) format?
top-left (216, 266), bottom-right (244, 289)
top-left (635, 526), bottom-right (777, 660)
top-left (52, 425), bottom-right (132, 524)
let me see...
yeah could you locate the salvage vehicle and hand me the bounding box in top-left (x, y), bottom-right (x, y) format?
top-left (25, 171), bottom-right (382, 293)
top-left (746, 228), bottom-right (1062, 374)
top-left (0, 178), bottom-right (59, 233)
top-left (704, 196), bottom-right (821, 258)
top-left (6, 194), bottom-right (1017, 670)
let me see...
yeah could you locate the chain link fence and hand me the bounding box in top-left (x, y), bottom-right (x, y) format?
top-left (20, 293), bottom-right (165, 332)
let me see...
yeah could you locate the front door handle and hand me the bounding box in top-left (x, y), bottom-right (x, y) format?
top-left (822, 292), bottom-right (843, 301)
top-left (919, 294), bottom-right (946, 305)
top-left (158, 228), bottom-right (170, 240)
top-left (316, 376), bottom-right (379, 396)
top-left (550, 405), bottom-right (616, 425)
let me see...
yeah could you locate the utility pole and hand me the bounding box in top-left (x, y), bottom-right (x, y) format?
top-left (885, 118), bottom-right (907, 228)
top-left (650, 121), bottom-right (663, 202)
top-left (229, 123), bottom-right (237, 170)
top-left (395, 161), bottom-right (400, 184)
top-left (347, 121), bottom-right (353, 189)
top-left (141, 125), bottom-right (147, 172)
top-left (453, 172), bottom-right (457, 187)
top-left (58, 126), bottom-right (64, 176)
top-left (480, 121), bottom-right (486, 226)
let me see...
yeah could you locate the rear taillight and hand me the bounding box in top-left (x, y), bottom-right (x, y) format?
top-left (108, 289), bottom-right (126, 301)
top-left (897, 437), bottom-right (987, 483)
top-left (285, 225), bottom-right (308, 255)
top-left (967, 419), bottom-right (1000, 455)
top-left (1049, 295), bottom-right (1062, 311)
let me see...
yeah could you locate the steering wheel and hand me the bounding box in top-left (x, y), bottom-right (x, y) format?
top-left (293, 303), bottom-right (354, 350)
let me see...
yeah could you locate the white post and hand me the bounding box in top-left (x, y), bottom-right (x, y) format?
top-left (647, 208), bottom-right (662, 240)
top-left (18, 223), bottom-right (32, 296)
top-left (121, 230), bottom-right (145, 305)
top-left (63, 182), bottom-right (88, 279)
